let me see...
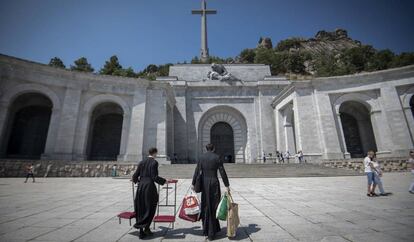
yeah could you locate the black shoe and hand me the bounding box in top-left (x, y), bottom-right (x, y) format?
top-left (144, 228), bottom-right (153, 236)
top-left (139, 228), bottom-right (146, 239)
top-left (139, 232), bottom-right (146, 239)
top-left (409, 191), bottom-right (414, 194)
top-left (371, 193), bottom-right (379, 197)
top-left (379, 193), bottom-right (388, 196)
top-left (367, 193), bottom-right (373, 197)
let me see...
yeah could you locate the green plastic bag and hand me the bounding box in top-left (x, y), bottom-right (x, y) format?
top-left (216, 192), bottom-right (228, 220)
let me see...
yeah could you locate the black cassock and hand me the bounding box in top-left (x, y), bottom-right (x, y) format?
top-left (132, 157), bottom-right (166, 229)
top-left (192, 151), bottom-right (230, 240)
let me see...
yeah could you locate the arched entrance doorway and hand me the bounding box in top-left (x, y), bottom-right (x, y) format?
top-left (87, 103), bottom-right (123, 160)
top-left (198, 106), bottom-right (248, 163)
top-left (5, 93), bottom-right (52, 159)
top-left (339, 101), bottom-right (377, 158)
top-left (211, 122), bottom-right (235, 163)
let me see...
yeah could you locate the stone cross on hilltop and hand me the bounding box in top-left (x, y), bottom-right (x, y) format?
top-left (192, 0), bottom-right (216, 63)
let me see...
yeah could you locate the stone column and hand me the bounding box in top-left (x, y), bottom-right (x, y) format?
top-left (284, 123), bottom-right (296, 153)
top-left (117, 112), bottom-right (131, 161)
top-left (336, 113), bottom-right (350, 158)
top-left (314, 93), bottom-right (343, 159)
top-left (275, 109), bottom-right (283, 152)
top-left (294, 88), bottom-right (323, 161)
top-left (140, 88), bottom-right (170, 164)
top-left (73, 110), bottom-right (89, 161)
top-left (369, 110), bottom-right (392, 155)
top-left (49, 88), bottom-right (82, 160)
top-left (121, 88), bottom-right (147, 162)
top-left (380, 86), bottom-right (413, 156)
top-left (172, 85), bottom-right (188, 162)
top-left (41, 107), bottom-right (61, 159)
top-left (156, 99), bottom-right (168, 163)
top-left (0, 101), bottom-right (10, 156)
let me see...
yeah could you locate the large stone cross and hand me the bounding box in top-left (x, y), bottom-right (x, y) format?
top-left (192, 0), bottom-right (216, 63)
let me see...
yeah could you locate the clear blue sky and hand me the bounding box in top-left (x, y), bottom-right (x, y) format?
top-left (1, 0), bottom-right (413, 72)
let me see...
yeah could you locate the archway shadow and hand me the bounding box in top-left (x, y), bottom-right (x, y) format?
top-left (127, 223), bottom-right (261, 241)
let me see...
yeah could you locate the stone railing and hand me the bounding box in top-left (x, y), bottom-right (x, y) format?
top-left (0, 160), bottom-right (138, 177)
top-left (322, 158), bottom-right (412, 173)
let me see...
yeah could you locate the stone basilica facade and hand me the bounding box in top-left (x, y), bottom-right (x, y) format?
top-left (0, 54), bottom-right (413, 164)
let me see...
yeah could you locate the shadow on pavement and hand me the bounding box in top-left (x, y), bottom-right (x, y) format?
top-left (127, 224), bottom-right (261, 241)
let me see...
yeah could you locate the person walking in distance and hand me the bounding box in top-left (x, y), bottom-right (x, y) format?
top-left (372, 154), bottom-right (388, 196)
top-left (284, 151), bottom-right (290, 163)
top-left (24, 163), bottom-right (35, 183)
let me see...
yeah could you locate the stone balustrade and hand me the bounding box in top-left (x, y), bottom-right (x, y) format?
top-left (0, 160), bottom-right (138, 177)
top-left (322, 158), bottom-right (412, 173)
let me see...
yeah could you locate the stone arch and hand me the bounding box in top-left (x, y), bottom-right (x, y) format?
top-left (0, 84), bottom-right (60, 158)
top-left (400, 88), bottom-right (414, 118)
top-left (83, 94), bottom-right (130, 114)
top-left (1, 83), bottom-right (61, 110)
top-left (339, 101), bottom-right (378, 158)
top-left (198, 106), bottom-right (248, 163)
top-left (74, 94), bottom-right (130, 160)
top-left (2, 93), bottom-right (53, 159)
top-left (86, 102), bottom-right (124, 160)
top-left (333, 92), bottom-right (379, 114)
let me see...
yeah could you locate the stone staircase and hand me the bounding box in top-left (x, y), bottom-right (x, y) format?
top-left (156, 163), bottom-right (361, 179)
top-left (3, 158), bottom-right (410, 178)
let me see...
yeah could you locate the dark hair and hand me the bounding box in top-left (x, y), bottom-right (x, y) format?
top-left (206, 143), bottom-right (215, 151)
top-left (149, 147), bottom-right (158, 155)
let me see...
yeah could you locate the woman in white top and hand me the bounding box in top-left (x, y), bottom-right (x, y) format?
top-left (364, 150), bottom-right (377, 197)
top-left (408, 150), bottom-right (414, 194)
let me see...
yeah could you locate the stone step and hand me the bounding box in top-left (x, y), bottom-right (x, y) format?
top-left (152, 163), bottom-right (362, 179)
top-left (0, 160), bottom-right (364, 178)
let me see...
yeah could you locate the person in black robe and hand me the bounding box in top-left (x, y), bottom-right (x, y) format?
top-left (132, 147), bottom-right (166, 239)
top-left (192, 143), bottom-right (230, 241)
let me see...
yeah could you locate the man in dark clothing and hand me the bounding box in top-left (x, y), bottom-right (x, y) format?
top-left (132, 147), bottom-right (166, 239)
top-left (192, 144), bottom-right (230, 241)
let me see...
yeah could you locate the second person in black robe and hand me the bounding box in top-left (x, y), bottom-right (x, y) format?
top-left (132, 148), bottom-right (166, 239)
top-left (192, 144), bottom-right (230, 241)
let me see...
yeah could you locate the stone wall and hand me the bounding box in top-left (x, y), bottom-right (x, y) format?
top-left (1, 158), bottom-right (412, 177)
top-left (0, 160), bottom-right (138, 177)
top-left (323, 158), bottom-right (412, 173)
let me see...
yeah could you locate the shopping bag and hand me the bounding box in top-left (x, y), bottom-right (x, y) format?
top-left (226, 192), bottom-right (240, 238)
top-left (183, 193), bottom-right (200, 215)
top-left (179, 193), bottom-right (200, 222)
top-left (216, 192), bottom-right (228, 221)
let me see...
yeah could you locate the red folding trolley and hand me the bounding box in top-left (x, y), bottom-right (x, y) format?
top-left (153, 179), bottom-right (178, 229)
top-left (117, 183), bottom-right (136, 226)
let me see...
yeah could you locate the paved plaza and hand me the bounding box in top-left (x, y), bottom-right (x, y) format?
top-left (0, 173), bottom-right (413, 242)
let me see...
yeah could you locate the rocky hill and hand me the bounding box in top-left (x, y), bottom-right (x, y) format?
top-left (248, 29), bottom-right (414, 76)
top-left (298, 29), bottom-right (361, 54)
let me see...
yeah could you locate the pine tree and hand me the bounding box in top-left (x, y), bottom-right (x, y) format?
top-left (70, 57), bottom-right (94, 72)
top-left (100, 55), bottom-right (123, 75)
top-left (48, 57), bottom-right (65, 68)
